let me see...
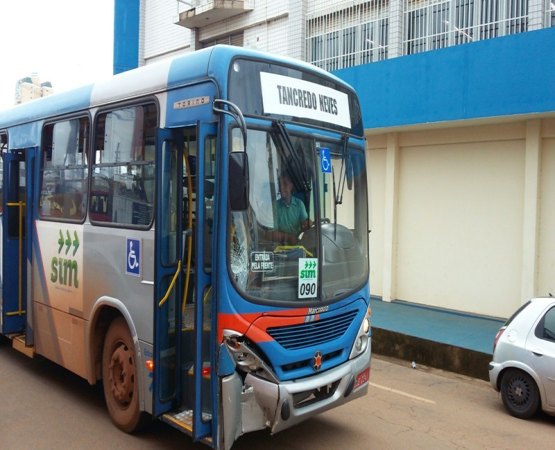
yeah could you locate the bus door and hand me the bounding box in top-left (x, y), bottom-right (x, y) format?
top-left (154, 128), bottom-right (184, 416)
top-left (190, 122), bottom-right (217, 442)
top-left (2, 148), bottom-right (34, 336)
top-left (154, 124), bottom-right (218, 443)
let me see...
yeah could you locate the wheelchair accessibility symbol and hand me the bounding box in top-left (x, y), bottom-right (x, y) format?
top-left (320, 148), bottom-right (331, 174)
top-left (126, 238), bottom-right (141, 276)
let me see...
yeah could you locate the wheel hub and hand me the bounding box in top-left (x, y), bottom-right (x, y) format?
top-left (510, 379), bottom-right (528, 405)
top-left (109, 344), bottom-right (134, 406)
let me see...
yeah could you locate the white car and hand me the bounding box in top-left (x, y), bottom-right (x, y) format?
top-left (489, 297), bottom-right (555, 419)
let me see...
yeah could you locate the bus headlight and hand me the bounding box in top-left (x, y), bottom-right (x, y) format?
top-left (355, 335), bottom-right (365, 352)
top-left (234, 350), bottom-right (260, 372)
top-left (223, 330), bottom-right (278, 383)
top-left (363, 316), bottom-right (370, 334)
top-left (349, 306), bottom-right (371, 359)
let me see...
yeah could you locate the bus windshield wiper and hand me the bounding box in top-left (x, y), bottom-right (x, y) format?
top-left (332, 134), bottom-right (349, 239)
top-left (273, 120), bottom-right (310, 191)
top-left (337, 134), bottom-right (349, 205)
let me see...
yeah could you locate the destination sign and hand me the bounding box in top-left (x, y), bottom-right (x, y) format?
top-left (260, 72), bottom-right (351, 129)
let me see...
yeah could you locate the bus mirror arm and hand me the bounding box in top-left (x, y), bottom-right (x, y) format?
top-left (213, 100), bottom-right (250, 211)
top-left (213, 99), bottom-right (247, 152)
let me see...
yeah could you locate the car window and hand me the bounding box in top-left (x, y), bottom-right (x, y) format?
top-left (535, 306), bottom-right (555, 342)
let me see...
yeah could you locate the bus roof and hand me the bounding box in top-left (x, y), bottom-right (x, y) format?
top-left (0, 45), bottom-right (354, 131)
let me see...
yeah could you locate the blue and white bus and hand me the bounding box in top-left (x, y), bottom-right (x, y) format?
top-left (0, 45), bottom-right (371, 449)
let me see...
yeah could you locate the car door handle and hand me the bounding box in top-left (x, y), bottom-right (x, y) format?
top-left (532, 350), bottom-right (543, 357)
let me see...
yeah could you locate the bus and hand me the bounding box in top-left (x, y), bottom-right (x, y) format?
top-left (0, 45), bottom-right (371, 449)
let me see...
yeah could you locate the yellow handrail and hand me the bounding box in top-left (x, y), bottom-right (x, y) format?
top-left (159, 260), bottom-right (182, 307)
top-left (273, 245), bottom-right (314, 257)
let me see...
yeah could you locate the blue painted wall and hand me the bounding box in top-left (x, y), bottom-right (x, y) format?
top-left (113, 0), bottom-right (140, 74)
top-left (335, 27), bottom-right (555, 130)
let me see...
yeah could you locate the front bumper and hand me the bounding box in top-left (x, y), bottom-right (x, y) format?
top-left (246, 343), bottom-right (371, 434)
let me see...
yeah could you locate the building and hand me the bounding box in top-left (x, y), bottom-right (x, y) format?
top-left (114, 0), bottom-right (555, 319)
top-left (15, 73), bottom-right (53, 104)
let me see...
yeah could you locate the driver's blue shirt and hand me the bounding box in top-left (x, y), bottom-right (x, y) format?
top-left (276, 196), bottom-right (308, 236)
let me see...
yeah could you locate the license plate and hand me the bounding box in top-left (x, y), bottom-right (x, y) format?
top-left (354, 367), bottom-right (370, 389)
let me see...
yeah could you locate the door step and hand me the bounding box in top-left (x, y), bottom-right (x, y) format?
top-left (161, 410), bottom-right (213, 443)
top-left (162, 409), bottom-right (194, 433)
top-left (11, 334), bottom-right (34, 358)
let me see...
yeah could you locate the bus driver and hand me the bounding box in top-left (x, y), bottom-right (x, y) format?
top-left (272, 172), bottom-right (311, 244)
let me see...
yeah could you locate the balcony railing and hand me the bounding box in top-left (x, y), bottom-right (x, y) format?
top-left (306, 0), bottom-right (554, 71)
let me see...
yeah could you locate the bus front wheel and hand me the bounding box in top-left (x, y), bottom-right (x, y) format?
top-left (102, 317), bottom-right (148, 432)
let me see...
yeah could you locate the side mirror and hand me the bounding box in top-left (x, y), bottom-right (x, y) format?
top-left (229, 152), bottom-right (249, 211)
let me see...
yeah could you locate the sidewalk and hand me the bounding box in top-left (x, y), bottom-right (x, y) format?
top-left (370, 298), bottom-right (505, 380)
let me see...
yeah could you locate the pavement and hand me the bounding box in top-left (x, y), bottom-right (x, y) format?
top-left (370, 298), bottom-right (505, 380)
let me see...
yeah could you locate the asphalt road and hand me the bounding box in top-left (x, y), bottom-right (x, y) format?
top-left (1, 335), bottom-right (553, 449)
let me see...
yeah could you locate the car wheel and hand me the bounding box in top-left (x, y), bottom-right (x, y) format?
top-left (102, 317), bottom-right (148, 432)
top-left (500, 369), bottom-right (540, 419)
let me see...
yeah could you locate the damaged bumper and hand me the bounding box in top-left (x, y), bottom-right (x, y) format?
top-left (222, 343), bottom-right (370, 445)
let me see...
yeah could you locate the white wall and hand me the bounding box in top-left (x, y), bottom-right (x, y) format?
top-left (307, 0), bottom-right (355, 15)
top-left (366, 121), bottom-right (555, 319)
top-left (367, 138), bottom-right (387, 299)
top-left (538, 119), bottom-right (555, 297)
top-left (142, 0), bottom-right (295, 62)
top-left (144, 0), bottom-right (191, 62)
top-left (196, 1), bottom-right (288, 49)
top-left (396, 130), bottom-right (525, 317)
top-left (242, 16), bottom-right (289, 55)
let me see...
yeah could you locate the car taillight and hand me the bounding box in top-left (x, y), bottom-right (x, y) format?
top-left (493, 326), bottom-right (506, 352)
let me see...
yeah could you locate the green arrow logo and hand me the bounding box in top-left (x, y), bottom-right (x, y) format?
top-left (72, 231), bottom-right (80, 256)
top-left (65, 230), bottom-right (72, 254)
top-left (58, 230), bottom-right (64, 254)
top-left (304, 260), bottom-right (317, 270)
top-left (57, 229), bottom-right (80, 256)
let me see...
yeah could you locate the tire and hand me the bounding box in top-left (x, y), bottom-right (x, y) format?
top-left (102, 317), bottom-right (148, 432)
top-left (500, 369), bottom-right (540, 419)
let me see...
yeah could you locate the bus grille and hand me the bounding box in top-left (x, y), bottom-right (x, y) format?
top-left (267, 310), bottom-right (358, 350)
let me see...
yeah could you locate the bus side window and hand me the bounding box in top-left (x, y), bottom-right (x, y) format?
top-left (90, 104), bottom-right (157, 227)
top-left (39, 118), bottom-right (89, 221)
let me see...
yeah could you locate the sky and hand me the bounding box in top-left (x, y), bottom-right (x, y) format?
top-left (0, 0), bottom-right (114, 110)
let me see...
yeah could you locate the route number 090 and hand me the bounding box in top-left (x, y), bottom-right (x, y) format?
top-left (299, 281), bottom-right (317, 298)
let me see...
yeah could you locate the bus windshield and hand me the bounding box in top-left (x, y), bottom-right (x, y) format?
top-left (229, 125), bottom-right (369, 304)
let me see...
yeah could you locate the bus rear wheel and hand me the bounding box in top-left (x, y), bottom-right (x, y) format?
top-left (102, 317), bottom-right (148, 432)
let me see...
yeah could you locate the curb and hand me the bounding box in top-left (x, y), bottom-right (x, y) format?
top-left (372, 328), bottom-right (492, 381)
